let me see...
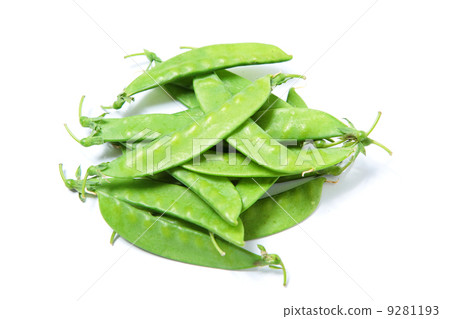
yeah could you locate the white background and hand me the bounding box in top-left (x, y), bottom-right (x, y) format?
top-left (1, 0), bottom-right (449, 318)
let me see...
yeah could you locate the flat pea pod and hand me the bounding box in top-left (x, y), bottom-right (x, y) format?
top-left (90, 75), bottom-right (273, 178)
top-left (241, 177), bottom-right (326, 240)
top-left (216, 70), bottom-right (294, 111)
top-left (81, 177), bottom-right (245, 246)
top-left (168, 167), bottom-right (242, 225)
top-left (172, 70), bottom-right (296, 111)
top-left (193, 73), bottom-right (301, 174)
top-left (76, 107), bottom-right (348, 148)
top-left (79, 108), bottom-right (204, 146)
top-left (182, 145), bottom-right (356, 177)
top-left (183, 152), bottom-right (283, 177)
top-left (236, 177), bottom-right (279, 212)
top-left (111, 43), bottom-right (292, 109)
top-left (75, 87), bottom-right (324, 148)
top-left (286, 87), bottom-right (308, 108)
top-left (255, 108), bottom-right (350, 141)
top-left (164, 83), bottom-right (201, 109)
top-left (97, 191), bottom-right (284, 271)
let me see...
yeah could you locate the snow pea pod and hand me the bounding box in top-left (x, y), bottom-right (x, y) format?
top-left (182, 145), bottom-right (356, 177)
top-left (183, 152), bottom-right (283, 177)
top-left (236, 177), bottom-right (279, 212)
top-left (193, 73), bottom-right (302, 174)
top-left (66, 176), bottom-right (244, 246)
top-left (74, 77), bottom-right (316, 148)
top-left (255, 108), bottom-right (350, 141)
top-left (164, 83), bottom-right (201, 109)
top-left (77, 106), bottom-right (348, 147)
top-left (286, 87), bottom-right (308, 108)
top-left (168, 167), bottom-right (242, 225)
top-left (216, 70), bottom-right (295, 111)
top-left (89, 74), bottom-right (274, 178)
top-left (241, 177), bottom-right (326, 240)
top-left (169, 69), bottom-right (297, 111)
top-left (97, 191), bottom-right (285, 273)
top-left (79, 108), bottom-right (204, 146)
top-left (111, 43), bottom-right (292, 109)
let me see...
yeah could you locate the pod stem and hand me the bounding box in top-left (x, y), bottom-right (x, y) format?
top-left (64, 124), bottom-right (82, 145)
top-left (343, 118), bottom-right (356, 129)
top-left (209, 232), bottom-right (226, 256)
top-left (59, 164), bottom-right (71, 189)
top-left (80, 169), bottom-right (91, 202)
top-left (367, 138), bottom-right (393, 155)
top-left (180, 46), bottom-right (196, 50)
top-left (269, 262), bottom-right (287, 287)
top-left (124, 52), bottom-right (145, 59)
top-left (78, 95), bottom-right (86, 121)
top-left (367, 111), bottom-right (382, 136)
top-left (100, 105), bottom-right (113, 112)
top-left (257, 245), bottom-right (287, 286)
top-left (319, 138), bottom-right (346, 148)
top-left (125, 50), bottom-right (161, 70)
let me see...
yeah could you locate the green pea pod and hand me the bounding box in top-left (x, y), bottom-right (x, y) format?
top-left (192, 72), bottom-right (287, 212)
top-left (169, 70), bottom-right (297, 111)
top-left (255, 108), bottom-right (350, 141)
top-left (78, 108), bottom-right (204, 146)
top-left (242, 177), bottom-right (326, 240)
top-left (168, 167), bottom-right (242, 226)
top-left (74, 76), bottom-right (344, 148)
top-left (236, 177), bottom-right (279, 212)
top-left (111, 43), bottom-right (292, 109)
top-left (97, 191), bottom-right (286, 277)
top-left (216, 69), bottom-right (294, 110)
top-left (193, 73), bottom-right (303, 174)
top-left (71, 177), bottom-right (245, 246)
top-left (287, 87), bottom-right (308, 108)
top-left (183, 145), bottom-right (356, 177)
top-left (164, 83), bottom-right (201, 109)
top-left (183, 152), bottom-right (283, 177)
top-left (90, 74), bottom-right (275, 178)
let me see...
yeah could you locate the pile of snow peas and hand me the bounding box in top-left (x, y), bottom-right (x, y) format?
top-left (60, 43), bottom-right (391, 285)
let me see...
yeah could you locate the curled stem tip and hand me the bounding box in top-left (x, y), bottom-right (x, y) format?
top-left (75, 165), bottom-right (82, 180)
top-left (209, 232), bottom-right (226, 256)
top-left (319, 139), bottom-right (346, 149)
top-left (343, 118), bottom-right (356, 129)
top-left (301, 168), bottom-right (314, 177)
top-left (78, 95), bottom-right (86, 120)
top-left (290, 73), bottom-right (306, 80)
top-left (110, 230), bottom-right (117, 245)
top-left (100, 105), bottom-right (112, 113)
top-left (367, 111), bottom-right (382, 136)
top-left (368, 138), bottom-right (392, 156)
top-left (272, 71), bottom-right (281, 78)
top-left (124, 52), bottom-right (145, 59)
top-left (59, 164), bottom-right (70, 188)
top-left (258, 245), bottom-right (287, 286)
top-left (80, 169), bottom-right (91, 202)
top-left (280, 261), bottom-right (287, 286)
top-left (64, 124), bottom-right (82, 145)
